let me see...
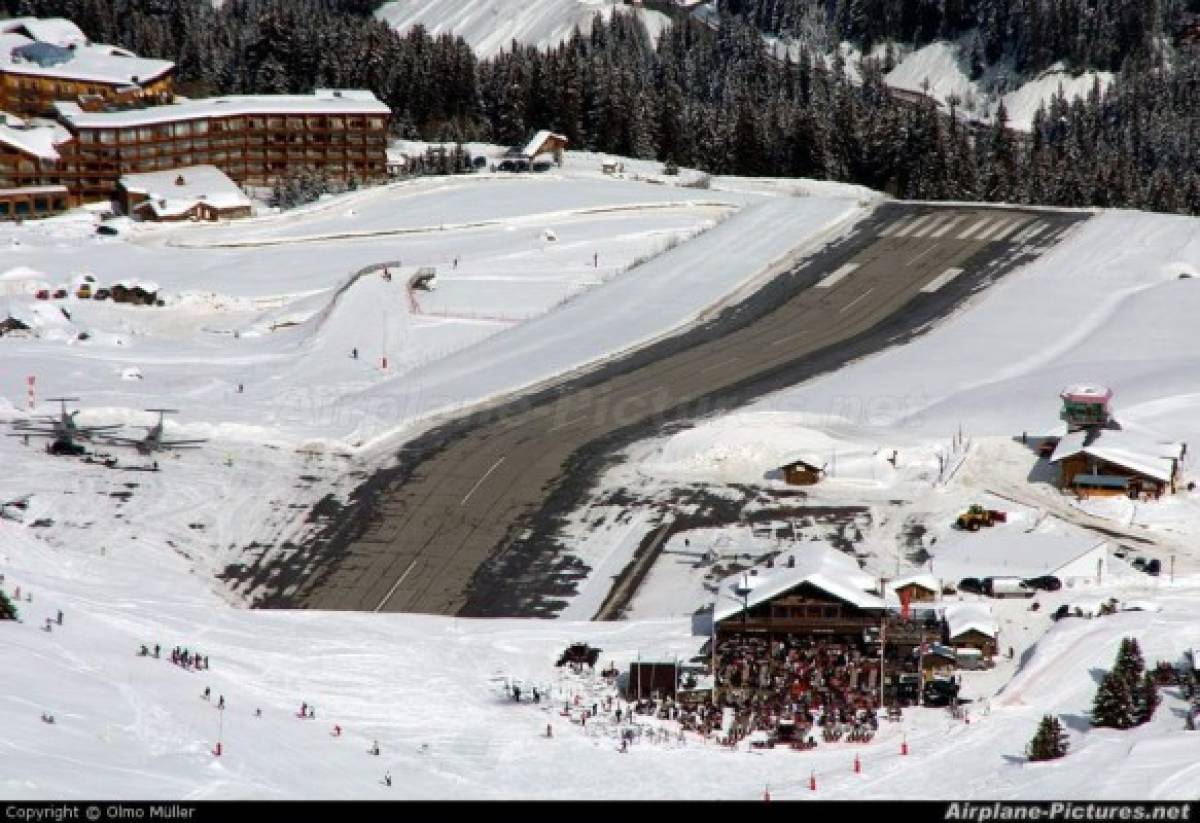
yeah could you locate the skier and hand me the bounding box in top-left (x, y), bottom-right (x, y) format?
top-left (203, 687), bottom-right (211, 701)
top-left (300, 701), bottom-right (308, 717)
top-left (351, 348), bottom-right (358, 360)
top-left (204, 656), bottom-right (209, 670)
top-left (370, 740), bottom-right (380, 756)
top-left (255, 708), bottom-right (262, 718)
top-left (309, 706), bottom-right (316, 719)
top-left (384, 772), bottom-right (392, 788)
top-left (154, 644), bottom-right (160, 659)
top-left (237, 383), bottom-right (244, 394)
top-left (593, 252), bottom-right (598, 268)
top-left (56, 610), bottom-right (62, 626)
top-left (217, 695), bottom-right (225, 710)
top-left (333, 725), bottom-right (342, 737)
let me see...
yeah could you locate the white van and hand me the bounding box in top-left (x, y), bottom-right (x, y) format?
top-left (987, 577), bottom-right (1035, 598)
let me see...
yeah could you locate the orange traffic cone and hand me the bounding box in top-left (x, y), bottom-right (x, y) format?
top-left (854, 754), bottom-right (861, 773)
top-left (809, 771), bottom-right (817, 791)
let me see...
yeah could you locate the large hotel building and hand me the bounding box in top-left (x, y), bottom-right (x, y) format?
top-left (0, 17), bottom-right (391, 217)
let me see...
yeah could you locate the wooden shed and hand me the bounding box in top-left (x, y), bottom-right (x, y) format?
top-left (778, 458), bottom-right (824, 487)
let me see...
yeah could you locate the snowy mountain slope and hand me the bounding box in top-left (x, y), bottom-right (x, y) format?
top-left (375, 0), bottom-right (673, 58)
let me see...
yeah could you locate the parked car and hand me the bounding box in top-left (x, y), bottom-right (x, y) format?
top-left (1146, 558), bottom-right (1162, 576)
top-left (1132, 557), bottom-right (1148, 571)
top-left (52, 288), bottom-right (67, 299)
top-left (1022, 575), bottom-right (1063, 592)
top-left (93, 288), bottom-right (111, 301)
top-left (1051, 604), bottom-right (1072, 621)
top-left (958, 577), bottom-right (985, 595)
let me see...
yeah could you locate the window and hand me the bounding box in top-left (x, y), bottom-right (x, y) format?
top-left (174, 122), bottom-right (192, 138)
top-left (368, 117), bottom-right (385, 130)
top-left (0, 202), bottom-right (8, 216)
top-left (138, 127), bottom-right (154, 141)
top-left (120, 128), bottom-right (137, 144)
top-left (287, 117), bottom-right (304, 131)
top-left (99, 131), bottom-right (116, 145)
top-left (193, 121), bottom-right (209, 135)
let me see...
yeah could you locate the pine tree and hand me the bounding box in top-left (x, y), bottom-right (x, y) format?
top-left (1134, 671), bottom-right (1160, 726)
top-left (1092, 669), bottom-right (1136, 729)
top-left (0, 589), bottom-right (17, 620)
top-left (1026, 714), bottom-right (1069, 761)
top-left (1114, 637), bottom-right (1146, 688)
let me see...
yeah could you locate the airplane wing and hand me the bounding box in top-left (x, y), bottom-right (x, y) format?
top-left (77, 424), bottom-right (124, 432)
top-left (97, 436), bottom-right (146, 446)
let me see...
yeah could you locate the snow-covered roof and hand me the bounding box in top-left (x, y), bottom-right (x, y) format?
top-left (521, 129), bottom-right (566, 158)
top-left (0, 185), bottom-right (67, 197)
top-left (944, 602), bottom-right (997, 640)
top-left (54, 90), bottom-right (390, 129)
top-left (0, 17), bottom-right (88, 48)
top-left (121, 165), bottom-right (250, 219)
top-left (0, 116), bottom-right (71, 161)
top-left (930, 526), bottom-right (1109, 582)
top-left (713, 547), bottom-right (885, 624)
top-left (1051, 428), bottom-right (1181, 483)
top-left (2, 32), bottom-right (173, 88)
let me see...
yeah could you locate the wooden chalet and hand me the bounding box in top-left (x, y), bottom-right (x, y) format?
top-left (777, 457), bottom-right (824, 486)
top-left (1050, 428), bottom-right (1184, 499)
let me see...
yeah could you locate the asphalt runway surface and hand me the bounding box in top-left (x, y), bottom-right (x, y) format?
top-left (235, 202), bottom-right (1088, 616)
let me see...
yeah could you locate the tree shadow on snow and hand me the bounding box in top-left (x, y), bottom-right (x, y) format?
top-left (1060, 713), bottom-right (1093, 733)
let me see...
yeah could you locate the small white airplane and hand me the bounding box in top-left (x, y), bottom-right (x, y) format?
top-left (101, 409), bottom-right (207, 455)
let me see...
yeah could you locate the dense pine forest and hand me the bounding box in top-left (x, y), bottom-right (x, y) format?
top-left (5, 0), bottom-right (1200, 214)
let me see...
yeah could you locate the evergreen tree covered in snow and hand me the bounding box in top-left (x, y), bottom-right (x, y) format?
top-left (1114, 637), bottom-right (1147, 688)
top-left (1134, 672), bottom-right (1161, 726)
top-left (1092, 669), bottom-right (1136, 730)
top-left (1026, 714), bottom-right (1069, 762)
top-left (0, 589), bottom-right (17, 620)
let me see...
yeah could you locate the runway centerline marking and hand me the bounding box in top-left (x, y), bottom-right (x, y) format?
top-left (702, 357), bottom-right (740, 374)
top-left (549, 415), bottom-right (589, 432)
top-left (770, 331), bottom-right (806, 347)
top-left (374, 559), bottom-right (419, 613)
top-left (921, 267), bottom-right (965, 293)
top-left (839, 288), bottom-right (875, 314)
top-left (461, 456), bottom-right (506, 506)
top-left (817, 263), bottom-right (860, 289)
top-left (907, 244), bottom-right (941, 267)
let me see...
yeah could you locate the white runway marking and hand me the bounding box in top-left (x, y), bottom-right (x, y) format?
top-left (921, 267), bottom-right (965, 293)
top-left (880, 218), bottom-right (914, 237)
top-left (990, 218), bottom-right (1028, 242)
top-left (914, 215), bottom-right (952, 238)
top-left (1011, 221), bottom-right (1047, 243)
top-left (957, 218), bottom-right (993, 240)
top-left (549, 415), bottom-right (589, 432)
top-left (374, 559), bottom-right (419, 613)
top-left (461, 456), bottom-right (506, 506)
top-left (817, 263), bottom-right (860, 289)
top-left (930, 216), bottom-right (965, 238)
top-left (771, 331), bottom-right (806, 348)
top-left (839, 288), bottom-right (875, 314)
top-left (977, 217), bottom-right (1015, 241)
top-left (896, 215), bottom-right (935, 237)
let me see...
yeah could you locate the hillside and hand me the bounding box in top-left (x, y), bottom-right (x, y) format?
top-left (374, 0), bottom-right (674, 58)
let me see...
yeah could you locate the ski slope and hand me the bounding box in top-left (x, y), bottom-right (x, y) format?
top-left (375, 0), bottom-right (673, 58)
